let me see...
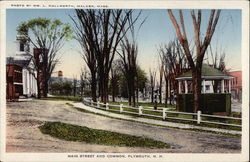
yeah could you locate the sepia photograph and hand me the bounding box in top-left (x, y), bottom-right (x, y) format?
top-left (0, 1), bottom-right (249, 162)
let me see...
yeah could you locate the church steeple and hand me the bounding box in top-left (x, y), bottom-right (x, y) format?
top-left (16, 34), bottom-right (30, 53)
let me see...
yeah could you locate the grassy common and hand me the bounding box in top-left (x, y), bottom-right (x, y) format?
top-left (44, 96), bottom-right (241, 131)
top-left (39, 122), bottom-right (170, 148)
top-left (85, 102), bottom-right (241, 131)
top-left (67, 104), bottom-right (240, 137)
top-left (108, 101), bottom-right (176, 108)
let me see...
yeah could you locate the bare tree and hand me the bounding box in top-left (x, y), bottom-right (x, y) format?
top-left (79, 67), bottom-right (89, 98)
top-left (206, 44), bottom-right (226, 93)
top-left (158, 40), bottom-right (189, 105)
top-left (118, 38), bottom-right (138, 106)
top-left (158, 62), bottom-right (164, 104)
top-left (72, 9), bottom-right (139, 103)
top-left (110, 60), bottom-right (121, 102)
top-left (149, 69), bottom-right (157, 103)
top-left (167, 9), bottom-right (221, 112)
top-left (71, 10), bottom-right (98, 101)
top-left (73, 75), bottom-right (77, 97)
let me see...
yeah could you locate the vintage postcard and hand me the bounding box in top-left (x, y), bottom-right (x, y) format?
top-left (0, 0), bottom-right (249, 162)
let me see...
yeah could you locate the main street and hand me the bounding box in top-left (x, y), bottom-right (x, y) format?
top-left (6, 100), bottom-right (241, 153)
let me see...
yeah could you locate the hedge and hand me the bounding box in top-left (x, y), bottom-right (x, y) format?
top-left (177, 93), bottom-right (231, 115)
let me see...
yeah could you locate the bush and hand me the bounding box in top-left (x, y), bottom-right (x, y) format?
top-left (50, 81), bottom-right (73, 95)
top-left (177, 93), bottom-right (231, 115)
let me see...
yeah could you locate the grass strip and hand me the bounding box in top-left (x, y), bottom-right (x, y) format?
top-left (84, 102), bottom-right (241, 131)
top-left (66, 103), bottom-right (241, 137)
top-left (39, 121), bottom-right (170, 148)
top-left (108, 101), bottom-right (176, 108)
top-left (41, 96), bottom-right (82, 102)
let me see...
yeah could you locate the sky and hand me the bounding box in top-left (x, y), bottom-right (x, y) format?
top-left (6, 9), bottom-right (242, 79)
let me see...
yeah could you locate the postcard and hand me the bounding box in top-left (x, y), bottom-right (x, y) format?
top-left (0, 0), bottom-right (249, 162)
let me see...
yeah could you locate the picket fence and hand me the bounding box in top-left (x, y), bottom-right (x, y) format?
top-left (82, 99), bottom-right (241, 128)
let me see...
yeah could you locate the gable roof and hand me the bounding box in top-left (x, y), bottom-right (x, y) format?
top-left (6, 55), bottom-right (32, 68)
top-left (176, 64), bottom-right (233, 80)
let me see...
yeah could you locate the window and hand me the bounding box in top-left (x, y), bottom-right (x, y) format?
top-left (20, 43), bottom-right (24, 51)
top-left (206, 85), bottom-right (210, 91)
top-left (15, 85), bottom-right (23, 94)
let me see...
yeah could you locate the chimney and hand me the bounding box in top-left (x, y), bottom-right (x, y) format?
top-left (58, 71), bottom-right (63, 77)
top-left (33, 48), bottom-right (42, 61)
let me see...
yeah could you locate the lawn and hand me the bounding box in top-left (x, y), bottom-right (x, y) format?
top-left (84, 101), bottom-right (241, 131)
top-left (108, 101), bottom-right (176, 108)
top-left (39, 122), bottom-right (170, 148)
top-left (44, 97), bottom-right (241, 131)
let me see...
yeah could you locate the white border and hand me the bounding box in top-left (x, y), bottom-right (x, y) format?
top-left (0, 1), bottom-right (249, 162)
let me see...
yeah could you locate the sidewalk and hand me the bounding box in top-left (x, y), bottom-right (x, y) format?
top-left (72, 102), bottom-right (241, 135)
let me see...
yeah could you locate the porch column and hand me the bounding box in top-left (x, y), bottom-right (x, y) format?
top-left (221, 79), bottom-right (225, 93)
top-left (203, 79), bottom-right (206, 93)
top-left (229, 79), bottom-right (231, 93)
top-left (185, 80), bottom-right (188, 94)
top-left (178, 81), bottom-right (181, 94)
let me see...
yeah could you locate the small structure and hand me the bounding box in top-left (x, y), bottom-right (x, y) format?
top-left (175, 64), bottom-right (233, 115)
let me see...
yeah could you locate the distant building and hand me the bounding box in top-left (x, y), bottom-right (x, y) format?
top-left (226, 70), bottom-right (242, 101)
top-left (49, 71), bottom-right (82, 96)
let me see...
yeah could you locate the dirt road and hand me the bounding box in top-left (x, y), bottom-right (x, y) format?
top-left (6, 99), bottom-right (241, 153)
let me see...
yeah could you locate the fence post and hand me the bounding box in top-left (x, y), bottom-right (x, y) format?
top-left (139, 106), bottom-right (143, 116)
top-left (97, 101), bottom-right (100, 108)
top-left (106, 103), bottom-right (109, 110)
top-left (120, 104), bottom-right (123, 113)
top-left (91, 100), bottom-right (93, 106)
top-left (163, 108), bottom-right (166, 120)
top-left (197, 110), bottom-right (201, 124)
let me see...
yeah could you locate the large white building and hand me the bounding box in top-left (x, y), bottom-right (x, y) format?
top-left (6, 35), bottom-right (38, 99)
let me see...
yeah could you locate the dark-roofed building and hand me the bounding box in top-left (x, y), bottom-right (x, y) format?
top-left (6, 35), bottom-right (38, 100)
top-left (175, 64), bottom-right (234, 115)
top-left (176, 64), bottom-right (233, 94)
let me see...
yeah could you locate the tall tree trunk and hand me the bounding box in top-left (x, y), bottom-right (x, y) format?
top-left (44, 79), bottom-right (48, 97)
top-left (103, 75), bottom-right (109, 103)
top-left (165, 78), bottom-right (168, 107)
top-left (136, 75), bottom-right (139, 106)
top-left (131, 75), bottom-right (135, 107)
top-left (151, 87), bottom-right (154, 103)
top-left (91, 72), bottom-right (97, 102)
top-left (36, 76), bottom-right (41, 99)
top-left (159, 86), bottom-right (162, 104)
top-left (192, 67), bottom-right (202, 113)
top-left (112, 84), bottom-right (115, 102)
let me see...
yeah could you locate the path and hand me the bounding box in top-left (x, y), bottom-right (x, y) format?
top-left (6, 99), bottom-right (241, 153)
